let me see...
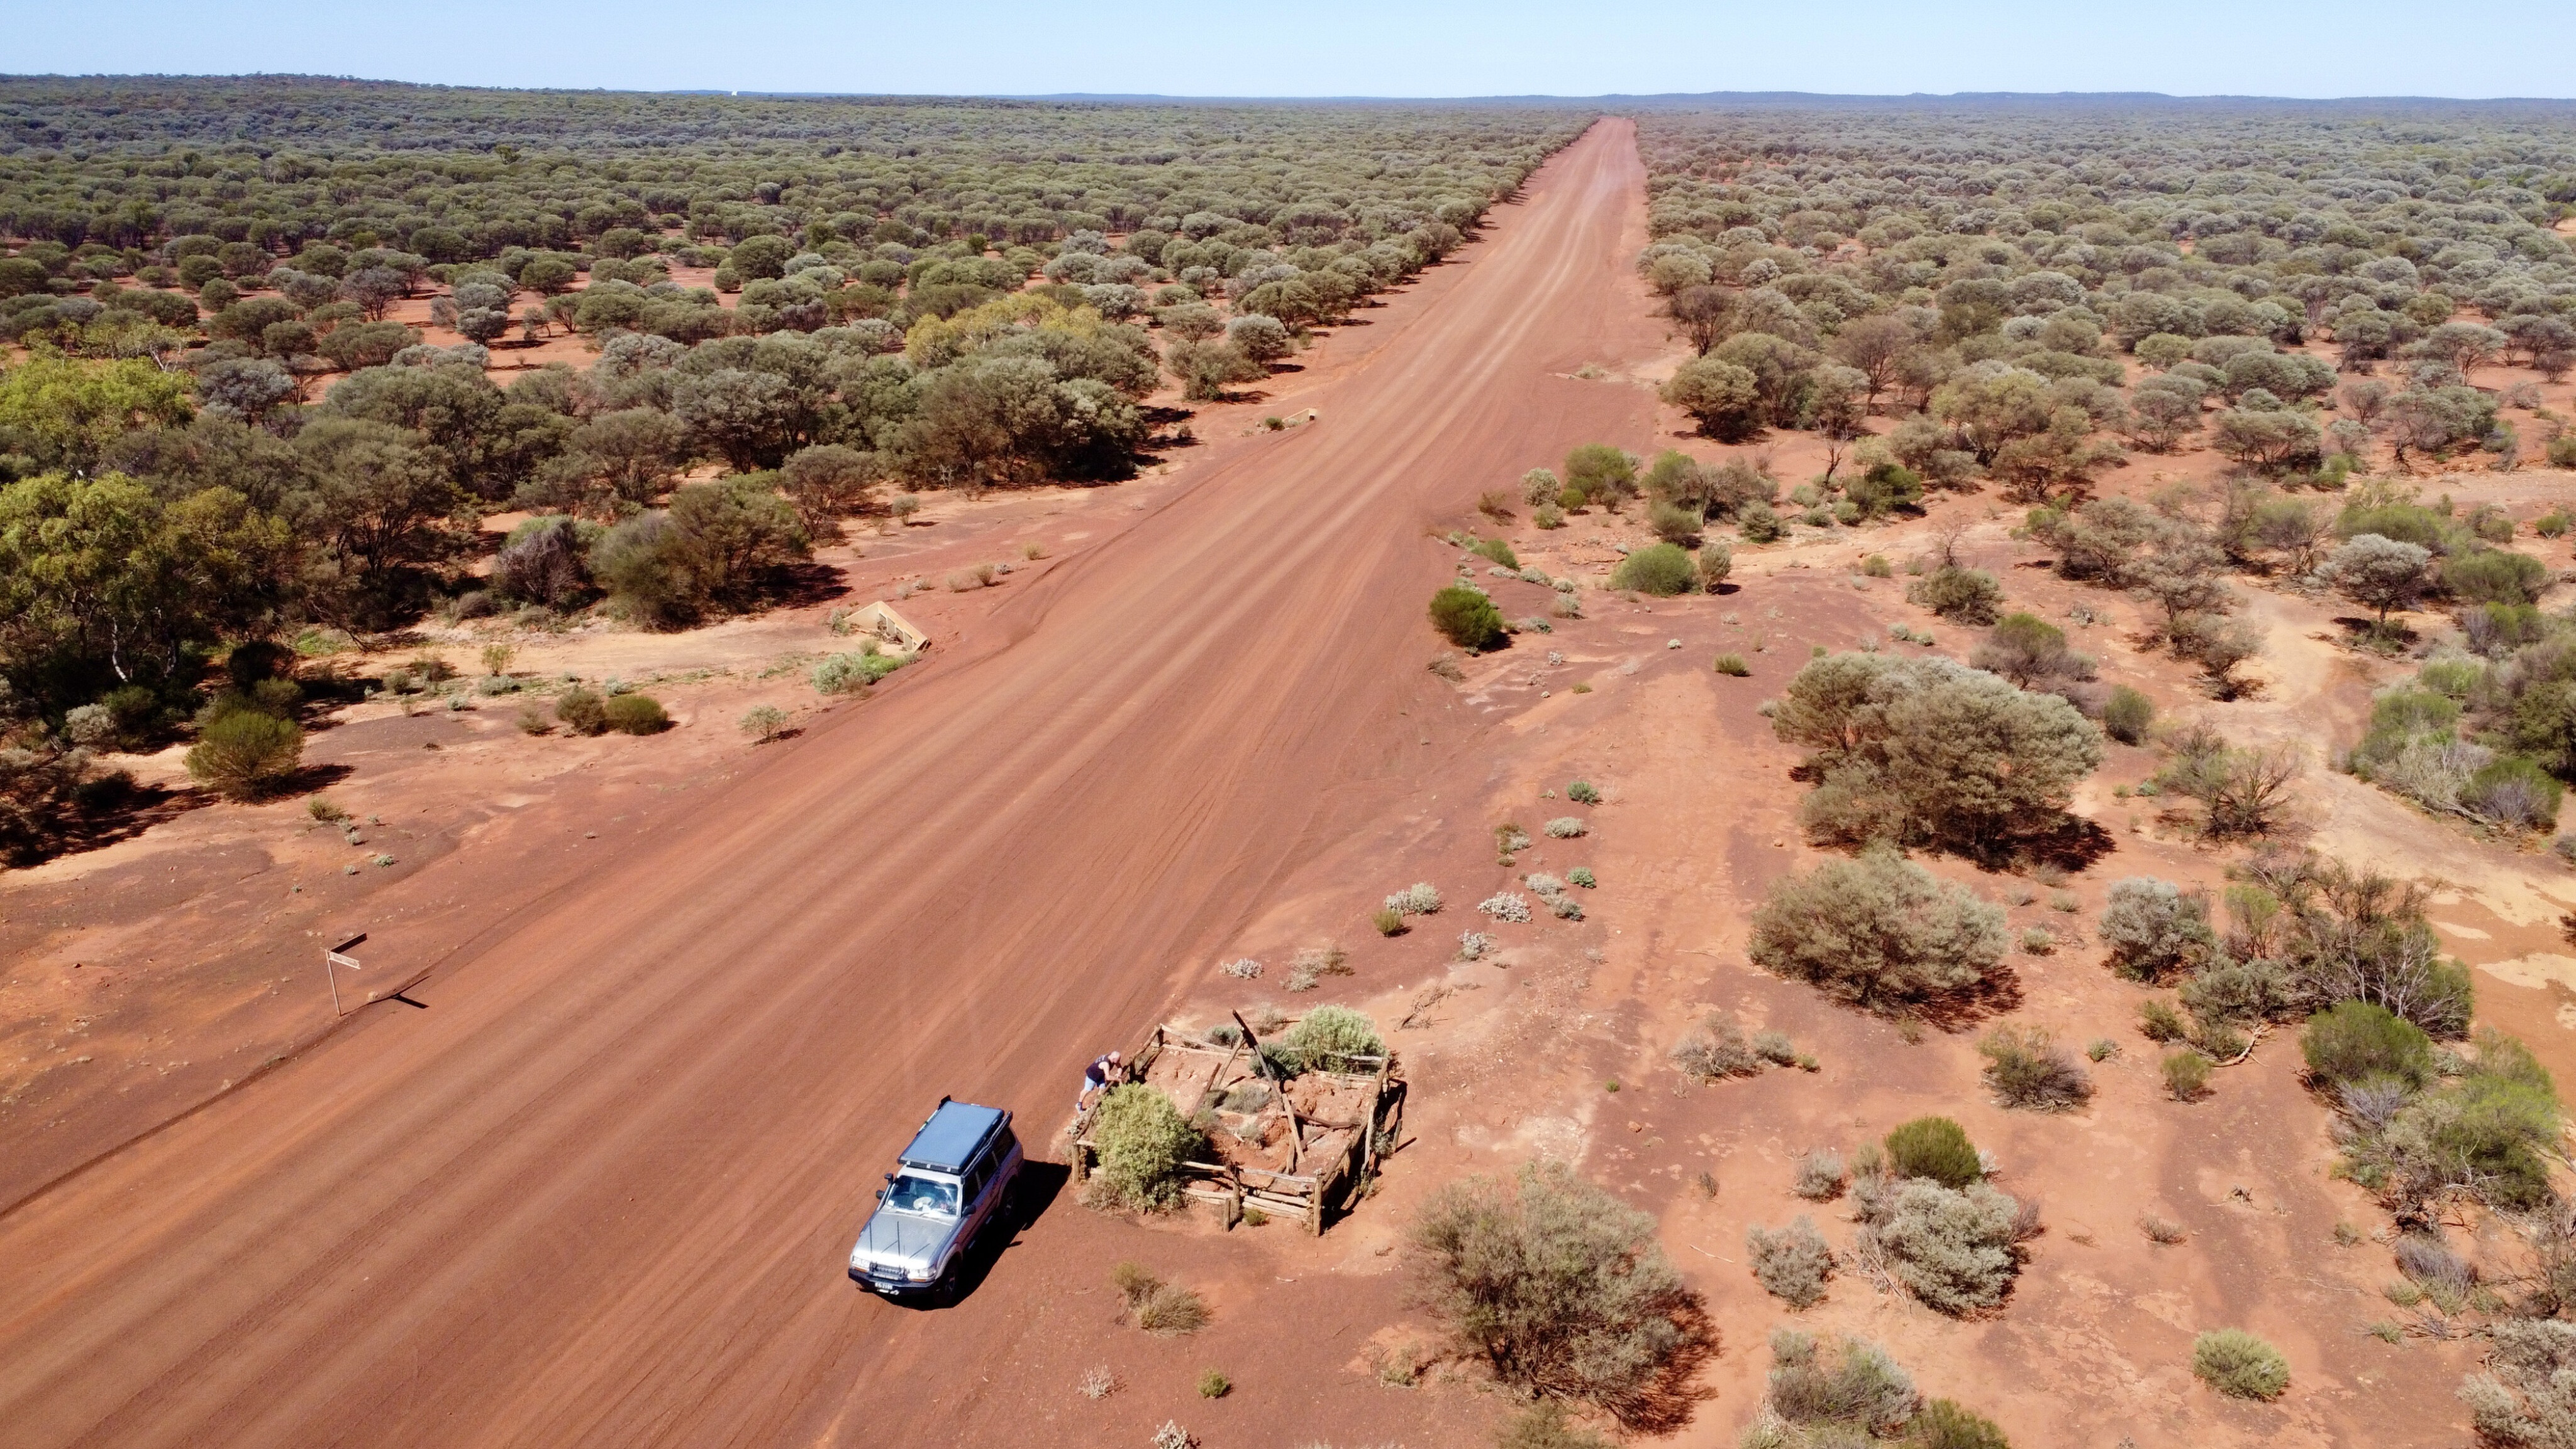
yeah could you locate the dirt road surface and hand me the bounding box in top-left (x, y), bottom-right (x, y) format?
top-left (0, 120), bottom-right (1661, 1446)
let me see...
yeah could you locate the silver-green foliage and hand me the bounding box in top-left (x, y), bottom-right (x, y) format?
top-left (2460, 1319), bottom-right (2576, 1446)
top-left (1773, 652), bottom-right (2101, 855)
top-left (1865, 1179), bottom-right (2023, 1316)
top-left (1746, 848), bottom-right (2007, 1013)
top-left (1746, 1217), bottom-right (1835, 1309)
top-left (1407, 1161), bottom-right (1703, 1424)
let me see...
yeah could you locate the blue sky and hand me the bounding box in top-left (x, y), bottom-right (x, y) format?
top-left (8, 0), bottom-right (2572, 100)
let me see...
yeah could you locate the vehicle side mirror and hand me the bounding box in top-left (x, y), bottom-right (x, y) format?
top-left (875, 1189), bottom-right (885, 1202)
top-left (884, 1172), bottom-right (896, 1184)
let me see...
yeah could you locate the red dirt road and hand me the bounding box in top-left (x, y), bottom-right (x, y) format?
top-left (0, 119), bottom-right (1657, 1448)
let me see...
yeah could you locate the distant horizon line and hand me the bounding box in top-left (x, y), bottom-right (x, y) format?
top-left (5, 74), bottom-right (2576, 106)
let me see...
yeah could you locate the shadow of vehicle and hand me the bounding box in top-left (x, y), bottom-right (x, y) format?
top-left (874, 1159), bottom-right (1070, 1310)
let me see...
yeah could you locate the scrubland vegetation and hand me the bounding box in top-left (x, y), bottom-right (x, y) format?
top-left (0, 79), bottom-right (1581, 855)
top-left (1636, 104), bottom-right (2574, 508)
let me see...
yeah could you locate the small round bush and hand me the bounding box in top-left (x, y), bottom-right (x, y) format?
top-left (185, 710), bottom-right (304, 799)
top-left (1907, 1399), bottom-right (2012, 1449)
top-left (1280, 1005), bottom-right (1384, 1074)
top-left (555, 687), bottom-right (608, 735)
top-left (2102, 685), bottom-right (2155, 745)
top-left (1884, 1116), bottom-right (1981, 1189)
top-left (1088, 1085), bottom-right (1203, 1212)
top-left (1610, 542), bottom-right (1696, 596)
top-left (603, 693), bottom-right (671, 735)
top-left (1698, 541), bottom-right (1733, 591)
top-left (1429, 584), bottom-right (1506, 650)
top-left (1738, 500), bottom-right (1784, 543)
top-left (2302, 1001), bottom-right (2433, 1091)
top-left (2163, 1050), bottom-right (2213, 1100)
top-left (1746, 1216), bottom-right (1835, 1308)
top-left (2462, 755), bottom-right (2562, 831)
top-left (2192, 1329), bottom-right (2289, 1400)
top-left (1566, 780), bottom-right (1601, 804)
top-left (1907, 565), bottom-right (2002, 624)
top-left (2098, 877), bottom-right (2215, 981)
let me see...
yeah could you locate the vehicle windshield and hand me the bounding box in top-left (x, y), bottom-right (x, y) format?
top-left (886, 1173), bottom-right (960, 1217)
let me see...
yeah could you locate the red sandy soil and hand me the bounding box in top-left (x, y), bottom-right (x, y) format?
top-left (0, 120), bottom-right (1665, 1448)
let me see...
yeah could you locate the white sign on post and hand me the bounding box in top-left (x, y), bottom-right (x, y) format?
top-left (324, 934), bottom-right (367, 1016)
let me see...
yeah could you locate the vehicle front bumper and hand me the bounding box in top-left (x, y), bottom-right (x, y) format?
top-left (850, 1262), bottom-right (938, 1293)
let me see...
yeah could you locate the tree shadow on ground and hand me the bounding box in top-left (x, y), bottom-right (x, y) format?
top-left (3, 774), bottom-right (224, 869)
top-left (771, 562), bottom-right (852, 609)
top-left (1612, 1297), bottom-right (1720, 1434)
top-left (2004, 814), bottom-right (2119, 874)
top-left (1907, 964), bottom-right (2027, 1035)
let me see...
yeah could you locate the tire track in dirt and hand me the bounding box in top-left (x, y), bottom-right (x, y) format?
top-left (0, 119), bottom-right (1663, 1448)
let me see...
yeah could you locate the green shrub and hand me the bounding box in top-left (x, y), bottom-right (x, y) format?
top-left (2444, 548), bottom-right (2549, 606)
top-left (603, 693), bottom-right (670, 734)
top-left (1771, 653), bottom-right (2100, 857)
top-left (2191, 1330), bottom-right (2289, 1400)
top-left (1430, 585), bottom-right (1506, 650)
top-left (813, 649), bottom-right (907, 694)
top-left (1495, 1403), bottom-right (1613, 1449)
top-left (2163, 1050), bottom-right (2213, 1099)
top-left (2102, 685), bottom-right (2155, 745)
top-left (1648, 501), bottom-right (1702, 545)
top-left (1907, 566), bottom-right (2002, 624)
top-left (2364, 1030), bottom-right (2561, 1209)
top-left (739, 704), bottom-right (789, 740)
top-left (1697, 541), bottom-right (1733, 591)
top-left (1279, 1004), bottom-right (1384, 1074)
top-left (1408, 1160), bottom-right (1704, 1424)
top-left (1738, 500), bottom-right (1784, 543)
top-left (1566, 780), bottom-right (1601, 804)
top-left (2302, 1001), bottom-right (2433, 1091)
top-left (184, 709), bottom-right (304, 799)
top-left (1747, 849), bottom-right (2007, 1013)
top-left (555, 687), bottom-right (608, 735)
top-left (1472, 536), bottom-right (1519, 570)
top-left (1904, 1399), bottom-right (2013, 1449)
top-left (1373, 906), bottom-right (1406, 936)
top-left (1087, 1085), bottom-right (1204, 1212)
top-left (1196, 1368), bottom-right (1230, 1398)
top-left (1714, 653), bottom-right (1750, 676)
top-left (2463, 755), bottom-right (2562, 831)
top-left (1884, 1117), bottom-right (1982, 1189)
top-left (2141, 998), bottom-right (2189, 1041)
top-left (1563, 444), bottom-right (1637, 505)
top-left (1609, 542), bottom-right (1696, 596)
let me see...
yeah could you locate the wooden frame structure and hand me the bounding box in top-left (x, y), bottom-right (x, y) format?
top-left (1067, 1020), bottom-right (1406, 1235)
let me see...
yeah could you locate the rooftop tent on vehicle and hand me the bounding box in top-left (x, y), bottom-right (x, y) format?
top-left (898, 1100), bottom-right (1008, 1175)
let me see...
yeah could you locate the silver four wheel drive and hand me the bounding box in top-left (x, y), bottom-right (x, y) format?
top-left (848, 1098), bottom-right (1023, 1297)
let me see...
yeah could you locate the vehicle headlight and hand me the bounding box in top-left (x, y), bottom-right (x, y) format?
top-left (906, 1266), bottom-right (935, 1281)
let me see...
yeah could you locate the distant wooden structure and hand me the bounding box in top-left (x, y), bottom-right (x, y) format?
top-left (1068, 1018), bottom-right (1405, 1235)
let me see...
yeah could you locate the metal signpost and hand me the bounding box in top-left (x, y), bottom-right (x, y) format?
top-left (324, 934), bottom-right (367, 1015)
